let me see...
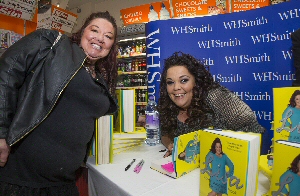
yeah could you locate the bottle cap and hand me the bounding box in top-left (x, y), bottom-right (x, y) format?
top-left (149, 96), bottom-right (154, 100)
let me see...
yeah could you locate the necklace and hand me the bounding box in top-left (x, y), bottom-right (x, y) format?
top-left (83, 58), bottom-right (96, 78)
top-left (84, 65), bottom-right (95, 75)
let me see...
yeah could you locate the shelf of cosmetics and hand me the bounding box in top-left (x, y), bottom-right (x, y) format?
top-left (116, 74), bottom-right (147, 89)
top-left (117, 39), bottom-right (146, 58)
top-left (117, 58), bottom-right (147, 72)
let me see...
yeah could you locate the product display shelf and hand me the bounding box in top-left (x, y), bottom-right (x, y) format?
top-left (115, 24), bottom-right (148, 135)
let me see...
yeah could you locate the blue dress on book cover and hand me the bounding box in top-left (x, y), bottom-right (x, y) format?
top-left (274, 170), bottom-right (300, 196)
top-left (205, 152), bottom-right (234, 194)
top-left (281, 106), bottom-right (300, 143)
top-left (183, 140), bottom-right (200, 164)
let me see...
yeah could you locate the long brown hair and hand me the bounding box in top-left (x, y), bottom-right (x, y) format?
top-left (157, 52), bottom-right (220, 139)
top-left (288, 154), bottom-right (300, 173)
top-left (288, 90), bottom-right (300, 107)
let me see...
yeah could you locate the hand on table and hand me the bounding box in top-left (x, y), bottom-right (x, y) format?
top-left (163, 143), bottom-right (173, 158)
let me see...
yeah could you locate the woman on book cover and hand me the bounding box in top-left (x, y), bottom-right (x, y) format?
top-left (157, 52), bottom-right (265, 157)
top-left (280, 90), bottom-right (300, 143)
top-left (0, 12), bottom-right (118, 195)
top-left (273, 154), bottom-right (300, 196)
top-left (205, 137), bottom-right (234, 196)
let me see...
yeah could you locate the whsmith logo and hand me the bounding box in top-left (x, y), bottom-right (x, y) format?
top-left (170, 24), bottom-right (213, 34)
top-left (234, 91), bottom-right (271, 101)
top-left (278, 7), bottom-right (300, 21)
top-left (223, 16), bottom-right (268, 29)
top-left (198, 38), bottom-right (241, 48)
top-left (251, 30), bottom-right (293, 44)
top-left (253, 111), bottom-right (272, 121)
top-left (225, 52), bottom-right (270, 64)
top-left (252, 71), bottom-right (295, 81)
top-left (146, 28), bottom-right (161, 101)
top-left (213, 73), bottom-right (242, 83)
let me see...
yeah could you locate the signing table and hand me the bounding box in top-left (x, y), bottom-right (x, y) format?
top-left (87, 144), bottom-right (270, 196)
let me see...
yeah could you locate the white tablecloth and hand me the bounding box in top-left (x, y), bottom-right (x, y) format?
top-left (87, 144), bottom-right (270, 196)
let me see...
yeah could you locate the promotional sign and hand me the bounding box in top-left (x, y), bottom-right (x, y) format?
top-left (146, 0), bottom-right (300, 154)
top-left (51, 6), bottom-right (77, 33)
top-left (120, 1), bottom-right (171, 26)
top-left (37, 5), bottom-right (77, 33)
top-left (0, 0), bottom-right (37, 21)
top-left (231, 0), bottom-right (270, 12)
top-left (170, 0), bottom-right (228, 17)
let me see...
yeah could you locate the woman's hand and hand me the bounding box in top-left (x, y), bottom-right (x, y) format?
top-left (164, 143), bottom-right (174, 158)
top-left (0, 139), bottom-right (10, 167)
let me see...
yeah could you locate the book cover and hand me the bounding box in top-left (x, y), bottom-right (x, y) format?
top-left (199, 129), bottom-right (261, 196)
top-left (264, 140), bottom-right (300, 196)
top-left (273, 87), bottom-right (300, 143)
top-left (150, 130), bottom-right (200, 178)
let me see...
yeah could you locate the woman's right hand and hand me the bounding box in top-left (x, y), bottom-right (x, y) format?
top-left (0, 139), bottom-right (10, 167)
top-left (163, 143), bottom-right (174, 158)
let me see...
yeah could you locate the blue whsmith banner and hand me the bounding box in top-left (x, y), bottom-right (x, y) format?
top-left (146, 0), bottom-right (300, 154)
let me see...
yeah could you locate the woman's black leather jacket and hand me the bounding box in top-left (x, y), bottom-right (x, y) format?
top-left (0, 29), bottom-right (117, 146)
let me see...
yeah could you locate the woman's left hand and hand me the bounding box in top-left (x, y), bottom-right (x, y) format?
top-left (163, 143), bottom-right (173, 158)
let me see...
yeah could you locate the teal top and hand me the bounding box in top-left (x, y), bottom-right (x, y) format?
top-left (282, 106), bottom-right (300, 142)
top-left (274, 170), bottom-right (300, 195)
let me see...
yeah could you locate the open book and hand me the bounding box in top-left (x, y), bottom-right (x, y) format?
top-left (150, 130), bottom-right (200, 178)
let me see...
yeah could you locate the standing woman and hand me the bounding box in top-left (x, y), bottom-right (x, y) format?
top-left (158, 52), bottom-right (265, 157)
top-left (0, 11), bottom-right (118, 195)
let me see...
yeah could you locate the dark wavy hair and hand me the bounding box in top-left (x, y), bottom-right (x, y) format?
top-left (210, 137), bottom-right (224, 155)
top-left (70, 11), bottom-right (118, 95)
top-left (288, 90), bottom-right (300, 107)
top-left (157, 52), bottom-right (220, 139)
top-left (288, 153), bottom-right (300, 173)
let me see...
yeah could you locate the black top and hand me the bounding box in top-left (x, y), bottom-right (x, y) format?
top-left (0, 67), bottom-right (110, 191)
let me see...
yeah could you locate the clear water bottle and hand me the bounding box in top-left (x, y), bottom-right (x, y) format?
top-left (145, 96), bottom-right (160, 146)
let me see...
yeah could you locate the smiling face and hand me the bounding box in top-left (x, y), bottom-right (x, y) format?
top-left (295, 95), bottom-right (300, 109)
top-left (166, 66), bottom-right (195, 110)
top-left (80, 18), bottom-right (115, 63)
top-left (215, 143), bottom-right (222, 156)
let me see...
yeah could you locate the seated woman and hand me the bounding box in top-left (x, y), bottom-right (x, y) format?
top-left (157, 52), bottom-right (265, 157)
